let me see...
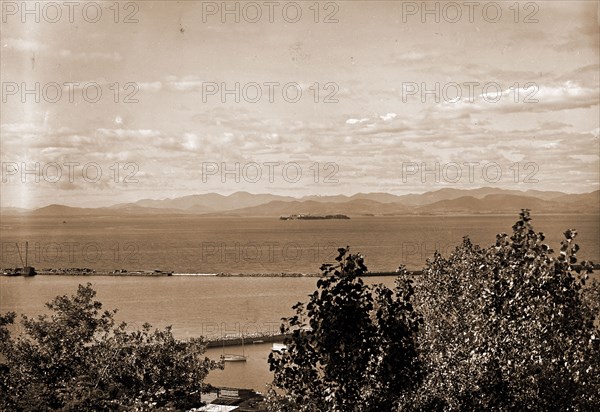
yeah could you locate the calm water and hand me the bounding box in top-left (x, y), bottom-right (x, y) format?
top-left (1, 215), bottom-right (598, 272)
top-left (1, 214), bottom-right (598, 390)
top-left (0, 275), bottom-right (397, 391)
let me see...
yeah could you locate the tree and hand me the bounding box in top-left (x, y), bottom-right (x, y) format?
top-left (267, 211), bottom-right (599, 411)
top-left (267, 248), bottom-right (422, 412)
top-left (409, 210), bottom-right (600, 411)
top-left (0, 283), bottom-right (221, 411)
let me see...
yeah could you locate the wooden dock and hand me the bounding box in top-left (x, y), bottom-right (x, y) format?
top-left (206, 333), bottom-right (290, 348)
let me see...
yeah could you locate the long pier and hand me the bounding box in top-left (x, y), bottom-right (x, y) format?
top-left (206, 333), bottom-right (290, 348)
top-left (3, 265), bottom-right (598, 278)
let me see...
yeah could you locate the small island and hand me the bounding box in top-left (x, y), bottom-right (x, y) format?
top-left (279, 214), bottom-right (350, 220)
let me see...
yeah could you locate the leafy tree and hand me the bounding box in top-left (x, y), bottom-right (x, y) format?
top-left (267, 248), bottom-right (422, 412)
top-left (267, 211), bottom-right (599, 411)
top-left (409, 210), bottom-right (600, 411)
top-left (0, 283), bottom-right (221, 411)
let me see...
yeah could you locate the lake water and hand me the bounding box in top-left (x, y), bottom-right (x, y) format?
top-left (0, 274), bottom-right (398, 391)
top-left (1, 215), bottom-right (598, 273)
top-left (1, 214), bottom-right (598, 390)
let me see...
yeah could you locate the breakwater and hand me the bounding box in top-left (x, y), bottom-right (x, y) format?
top-left (3, 266), bottom-right (597, 277)
top-left (206, 333), bottom-right (290, 348)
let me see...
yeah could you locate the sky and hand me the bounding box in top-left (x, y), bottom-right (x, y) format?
top-left (1, 0), bottom-right (598, 208)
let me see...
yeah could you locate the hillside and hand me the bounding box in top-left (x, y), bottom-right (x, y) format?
top-left (19, 188), bottom-right (600, 217)
top-left (212, 199), bottom-right (411, 217)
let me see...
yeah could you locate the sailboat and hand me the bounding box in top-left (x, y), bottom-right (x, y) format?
top-left (222, 333), bottom-right (247, 362)
top-left (16, 242), bottom-right (36, 276)
top-left (271, 343), bottom-right (288, 353)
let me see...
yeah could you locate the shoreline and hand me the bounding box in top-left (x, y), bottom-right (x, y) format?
top-left (1, 269), bottom-right (420, 277)
top-left (3, 265), bottom-right (598, 278)
top-left (206, 333), bottom-right (290, 348)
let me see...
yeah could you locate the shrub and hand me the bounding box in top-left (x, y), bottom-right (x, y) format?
top-left (267, 248), bottom-right (422, 412)
top-left (0, 283), bottom-right (222, 411)
top-left (268, 211), bottom-right (599, 411)
top-left (409, 210), bottom-right (599, 411)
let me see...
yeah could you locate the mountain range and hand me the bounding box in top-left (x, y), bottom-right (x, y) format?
top-left (2, 188), bottom-right (598, 217)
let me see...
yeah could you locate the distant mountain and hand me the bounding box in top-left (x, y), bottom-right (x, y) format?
top-left (416, 194), bottom-right (597, 214)
top-left (17, 189), bottom-right (599, 217)
top-left (524, 189), bottom-right (572, 201)
top-left (30, 204), bottom-right (97, 216)
top-left (0, 207), bottom-right (29, 215)
top-left (553, 190), bottom-right (600, 206)
top-left (349, 192), bottom-right (408, 203)
top-left (295, 194), bottom-right (353, 203)
top-left (396, 187), bottom-right (569, 206)
top-left (31, 204), bottom-right (200, 216)
top-left (111, 188), bottom-right (573, 211)
top-left (106, 204), bottom-right (202, 215)
top-left (299, 192), bottom-right (403, 204)
top-left (126, 191), bottom-right (297, 212)
top-left (196, 193), bottom-right (598, 217)
top-left (213, 199), bottom-right (410, 217)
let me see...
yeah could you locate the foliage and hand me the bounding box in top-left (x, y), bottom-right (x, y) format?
top-left (267, 211), bottom-right (599, 411)
top-left (0, 283), bottom-right (222, 411)
top-left (3, 211), bottom-right (598, 411)
top-left (267, 248), bottom-right (422, 412)
top-left (408, 210), bottom-right (600, 411)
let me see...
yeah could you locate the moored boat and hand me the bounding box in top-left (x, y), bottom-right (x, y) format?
top-left (272, 343), bottom-right (287, 353)
top-left (222, 354), bottom-right (247, 362)
top-left (222, 334), bottom-right (247, 362)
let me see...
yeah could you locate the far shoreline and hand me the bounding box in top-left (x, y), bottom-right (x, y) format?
top-left (1, 269), bottom-right (420, 277)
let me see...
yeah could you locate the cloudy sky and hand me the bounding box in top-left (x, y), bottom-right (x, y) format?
top-left (1, 1), bottom-right (598, 208)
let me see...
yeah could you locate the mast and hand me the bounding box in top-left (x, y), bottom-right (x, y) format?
top-left (16, 243), bottom-right (25, 267)
top-left (25, 241), bottom-right (28, 267)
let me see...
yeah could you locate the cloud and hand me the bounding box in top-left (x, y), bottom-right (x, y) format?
top-left (553, 15), bottom-right (599, 52)
top-left (346, 118), bottom-right (369, 125)
top-left (96, 128), bottom-right (162, 139)
top-left (379, 113), bottom-right (397, 121)
top-left (2, 38), bottom-right (46, 52)
top-left (165, 75), bottom-right (205, 91)
top-left (438, 81), bottom-right (599, 115)
top-left (138, 82), bottom-right (163, 92)
top-left (538, 121), bottom-right (571, 130)
top-left (58, 49), bottom-right (122, 61)
top-left (1, 123), bottom-right (48, 135)
top-left (569, 154), bottom-right (598, 164)
top-left (182, 133), bottom-right (201, 150)
top-left (3, 38), bottom-right (121, 62)
top-left (387, 50), bottom-right (438, 65)
top-left (555, 64), bottom-right (600, 89)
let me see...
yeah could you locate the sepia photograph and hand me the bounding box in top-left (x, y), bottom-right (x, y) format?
top-left (1, 1), bottom-right (599, 410)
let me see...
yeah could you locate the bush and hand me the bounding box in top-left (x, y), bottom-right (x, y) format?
top-left (268, 211), bottom-right (600, 411)
top-left (0, 283), bottom-right (222, 411)
top-left (409, 210), bottom-right (600, 411)
top-left (267, 248), bottom-right (422, 412)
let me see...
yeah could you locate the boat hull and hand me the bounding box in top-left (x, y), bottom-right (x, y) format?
top-left (223, 354), bottom-right (247, 362)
